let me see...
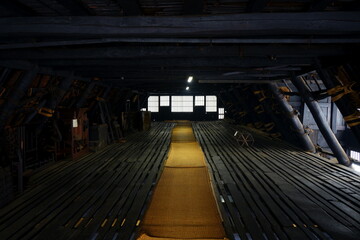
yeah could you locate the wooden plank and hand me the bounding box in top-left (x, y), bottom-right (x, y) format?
top-left (194, 121), bottom-right (360, 240)
top-left (0, 123), bottom-right (173, 240)
top-left (0, 12), bottom-right (359, 38)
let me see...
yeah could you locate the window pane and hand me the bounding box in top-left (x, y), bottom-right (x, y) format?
top-left (171, 96), bottom-right (193, 112)
top-left (195, 96), bottom-right (205, 106)
top-left (206, 95), bottom-right (217, 112)
top-left (160, 96), bottom-right (170, 106)
top-left (351, 150), bottom-right (360, 161)
top-left (148, 96), bottom-right (159, 112)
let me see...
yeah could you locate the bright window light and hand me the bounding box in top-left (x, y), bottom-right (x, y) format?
top-left (187, 76), bottom-right (193, 83)
top-left (206, 95), bottom-right (217, 112)
top-left (350, 150), bottom-right (360, 161)
top-left (72, 119), bottom-right (78, 128)
top-left (147, 96), bottom-right (159, 112)
top-left (160, 96), bottom-right (170, 106)
top-left (171, 96), bottom-right (193, 112)
top-left (218, 108), bottom-right (225, 119)
top-left (195, 96), bottom-right (205, 106)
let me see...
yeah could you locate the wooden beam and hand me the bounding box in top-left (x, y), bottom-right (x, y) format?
top-left (1, 37), bottom-right (359, 50)
top-left (183, 0), bottom-right (203, 15)
top-left (77, 71), bottom-right (288, 79)
top-left (0, 46), bottom-right (351, 59)
top-left (309, 0), bottom-right (333, 12)
top-left (291, 74), bottom-right (351, 166)
top-left (34, 57), bottom-right (313, 68)
top-left (117, 0), bottom-right (141, 16)
top-left (246, 0), bottom-right (270, 12)
top-left (0, 12), bottom-right (359, 38)
top-left (199, 80), bottom-right (277, 83)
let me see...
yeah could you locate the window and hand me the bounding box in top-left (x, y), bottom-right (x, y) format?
top-left (160, 96), bottom-right (170, 106)
top-left (171, 96), bottom-right (193, 112)
top-left (206, 95), bottom-right (217, 112)
top-left (350, 150), bottom-right (360, 162)
top-left (72, 119), bottom-right (78, 128)
top-left (195, 96), bottom-right (205, 106)
top-left (147, 96), bottom-right (159, 112)
top-left (218, 108), bottom-right (225, 119)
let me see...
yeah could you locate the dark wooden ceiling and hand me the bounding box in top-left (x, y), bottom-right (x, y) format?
top-left (0, 0), bottom-right (359, 93)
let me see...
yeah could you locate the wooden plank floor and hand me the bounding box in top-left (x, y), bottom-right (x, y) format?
top-left (0, 123), bottom-right (173, 240)
top-left (193, 122), bottom-right (360, 240)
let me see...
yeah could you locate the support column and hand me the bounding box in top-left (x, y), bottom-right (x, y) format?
top-left (268, 83), bottom-right (315, 152)
top-left (291, 75), bottom-right (351, 166)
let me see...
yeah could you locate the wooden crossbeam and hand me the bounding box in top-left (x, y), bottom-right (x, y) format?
top-left (0, 12), bottom-right (359, 37)
top-left (0, 45), bottom-right (352, 59)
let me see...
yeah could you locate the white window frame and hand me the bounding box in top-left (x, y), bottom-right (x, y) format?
top-left (171, 96), bottom-right (194, 112)
top-left (206, 95), bottom-right (217, 112)
top-left (160, 96), bottom-right (170, 106)
top-left (147, 96), bottom-right (159, 112)
top-left (195, 96), bottom-right (205, 106)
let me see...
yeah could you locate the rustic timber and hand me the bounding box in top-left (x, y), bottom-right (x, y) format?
top-left (268, 83), bottom-right (316, 152)
top-left (291, 75), bottom-right (351, 166)
top-left (0, 12), bottom-right (359, 38)
top-left (0, 46), bottom-right (353, 59)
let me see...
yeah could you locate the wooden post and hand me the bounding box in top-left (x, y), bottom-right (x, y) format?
top-left (291, 75), bottom-right (351, 166)
top-left (268, 83), bottom-right (315, 152)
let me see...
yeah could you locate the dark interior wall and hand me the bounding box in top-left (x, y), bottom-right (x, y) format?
top-left (151, 105), bottom-right (218, 121)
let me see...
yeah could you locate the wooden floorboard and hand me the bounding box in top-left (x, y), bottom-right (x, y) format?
top-left (193, 122), bottom-right (360, 240)
top-left (0, 123), bottom-right (173, 240)
top-left (1, 122), bottom-right (360, 240)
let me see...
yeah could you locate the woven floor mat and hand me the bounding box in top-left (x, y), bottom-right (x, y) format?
top-left (137, 123), bottom-right (227, 239)
top-left (165, 142), bottom-right (206, 167)
top-left (137, 233), bottom-right (229, 240)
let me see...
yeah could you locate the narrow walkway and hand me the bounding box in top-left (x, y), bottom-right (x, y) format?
top-left (138, 122), bottom-right (228, 240)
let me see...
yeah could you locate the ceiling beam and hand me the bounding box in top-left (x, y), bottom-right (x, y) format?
top-left (1, 37), bottom-right (359, 50)
top-left (77, 71), bottom-right (288, 79)
top-left (199, 80), bottom-right (278, 83)
top-left (34, 57), bottom-right (314, 68)
top-left (0, 46), bottom-right (351, 59)
top-left (246, 0), bottom-right (271, 12)
top-left (0, 12), bottom-right (359, 38)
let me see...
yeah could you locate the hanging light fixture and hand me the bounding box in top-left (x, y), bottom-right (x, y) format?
top-left (187, 76), bottom-right (193, 83)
